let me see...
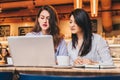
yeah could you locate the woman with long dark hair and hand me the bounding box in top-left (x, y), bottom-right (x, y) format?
top-left (26, 5), bottom-right (67, 57)
top-left (68, 9), bottom-right (113, 65)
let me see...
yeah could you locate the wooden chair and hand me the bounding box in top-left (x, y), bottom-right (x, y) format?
top-left (19, 73), bottom-right (120, 80)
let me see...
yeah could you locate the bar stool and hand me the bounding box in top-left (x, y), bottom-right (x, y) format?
top-left (0, 72), bottom-right (13, 80)
top-left (19, 73), bottom-right (120, 80)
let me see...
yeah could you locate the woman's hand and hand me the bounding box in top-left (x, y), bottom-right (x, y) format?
top-left (74, 57), bottom-right (83, 65)
top-left (74, 57), bottom-right (98, 65)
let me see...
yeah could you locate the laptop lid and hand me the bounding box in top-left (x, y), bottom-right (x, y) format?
top-left (7, 35), bottom-right (56, 67)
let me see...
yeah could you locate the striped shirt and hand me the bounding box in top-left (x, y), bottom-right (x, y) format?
top-left (67, 33), bottom-right (114, 65)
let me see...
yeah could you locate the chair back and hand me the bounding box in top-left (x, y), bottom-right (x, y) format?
top-left (19, 73), bottom-right (120, 80)
top-left (0, 72), bottom-right (13, 80)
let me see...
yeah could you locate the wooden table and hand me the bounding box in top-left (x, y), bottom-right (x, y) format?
top-left (0, 67), bottom-right (15, 72)
top-left (15, 67), bottom-right (120, 76)
top-left (0, 66), bottom-right (120, 76)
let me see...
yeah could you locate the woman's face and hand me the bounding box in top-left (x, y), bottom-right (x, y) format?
top-left (38, 10), bottom-right (50, 31)
top-left (69, 15), bottom-right (82, 34)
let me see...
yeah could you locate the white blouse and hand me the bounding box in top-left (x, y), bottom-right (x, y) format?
top-left (67, 33), bottom-right (114, 65)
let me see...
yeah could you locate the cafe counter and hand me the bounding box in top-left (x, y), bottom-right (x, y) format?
top-left (0, 66), bottom-right (120, 76)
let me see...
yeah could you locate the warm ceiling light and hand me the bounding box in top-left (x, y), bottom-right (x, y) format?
top-left (90, 0), bottom-right (98, 17)
top-left (77, 0), bottom-right (82, 8)
top-left (74, 0), bottom-right (82, 9)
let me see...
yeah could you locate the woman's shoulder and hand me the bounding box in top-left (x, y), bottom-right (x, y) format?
top-left (59, 39), bottom-right (67, 45)
top-left (67, 40), bottom-right (72, 47)
top-left (25, 32), bottom-right (33, 36)
top-left (26, 32), bottom-right (41, 36)
top-left (92, 33), bottom-right (103, 40)
top-left (92, 33), bottom-right (106, 44)
top-left (58, 38), bottom-right (71, 47)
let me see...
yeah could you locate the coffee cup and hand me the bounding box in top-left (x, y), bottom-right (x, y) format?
top-left (57, 56), bottom-right (70, 66)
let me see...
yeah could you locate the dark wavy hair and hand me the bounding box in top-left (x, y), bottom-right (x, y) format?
top-left (32, 5), bottom-right (62, 50)
top-left (70, 9), bottom-right (93, 56)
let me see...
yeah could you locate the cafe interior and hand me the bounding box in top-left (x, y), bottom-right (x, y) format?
top-left (0, 0), bottom-right (120, 80)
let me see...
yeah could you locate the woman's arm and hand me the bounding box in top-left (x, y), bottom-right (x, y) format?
top-left (97, 36), bottom-right (114, 65)
top-left (74, 57), bottom-right (98, 65)
top-left (56, 39), bottom-right (68, 56)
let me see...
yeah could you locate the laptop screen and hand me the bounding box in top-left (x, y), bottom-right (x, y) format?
top-left (7, 35), bottom-right (56, 67)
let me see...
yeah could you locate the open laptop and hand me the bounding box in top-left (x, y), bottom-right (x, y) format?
top-left (7, 35), bottom-right (56, 67)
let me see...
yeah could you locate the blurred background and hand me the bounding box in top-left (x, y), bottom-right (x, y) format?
top-left (0, 0), bottom-right (120, 65)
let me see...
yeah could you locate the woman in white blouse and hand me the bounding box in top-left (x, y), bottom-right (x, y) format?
top-left (68, 9), bottom-right (113, 66)
top-left (26, 5), bottom-right (68, 57)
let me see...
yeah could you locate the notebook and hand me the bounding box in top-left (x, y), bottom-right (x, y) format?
top-left (7, 35), bottom-right (56, 67)
top-left (74, 64), bottom-right (116, 69)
